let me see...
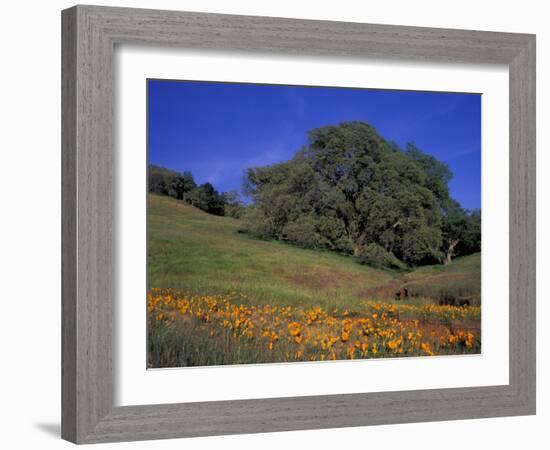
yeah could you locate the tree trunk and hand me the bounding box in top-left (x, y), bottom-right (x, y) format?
top-left (443, 239), bottom-right (460, 265)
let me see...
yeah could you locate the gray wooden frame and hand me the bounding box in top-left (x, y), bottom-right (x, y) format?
top-left (62, 4), bottom-right (536, 444)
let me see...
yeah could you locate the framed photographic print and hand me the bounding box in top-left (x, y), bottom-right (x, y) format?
top-left (62, 5), bottom-right (536, 444)
top-left (145, 80), bottom-right (483, 368)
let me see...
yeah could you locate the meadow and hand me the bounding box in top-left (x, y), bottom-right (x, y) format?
top-left (147, 194), bottom-right (481, 367)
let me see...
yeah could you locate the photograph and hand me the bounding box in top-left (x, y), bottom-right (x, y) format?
top-left (146, 79), bottom-right (482, 368)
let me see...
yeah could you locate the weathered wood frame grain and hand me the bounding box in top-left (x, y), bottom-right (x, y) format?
top-left (61, 4), bottom-right (536, 444)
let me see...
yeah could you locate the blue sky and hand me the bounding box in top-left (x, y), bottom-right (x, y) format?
top-left (148, 79), bottom-right (481, 210)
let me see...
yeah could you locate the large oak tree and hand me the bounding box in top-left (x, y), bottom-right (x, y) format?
top-left (242, 121), bottom-right (480, 267)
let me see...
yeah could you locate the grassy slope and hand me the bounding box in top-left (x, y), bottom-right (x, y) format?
top-left (403, 252), bottom-right (481, 304)
top-left (148, 194), bottom-right (481, 308)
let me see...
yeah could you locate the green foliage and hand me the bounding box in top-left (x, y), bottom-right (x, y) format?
top-left (315, 215), bottom-right (354, 253)
top-left (356, 243), bottom-right (406, 270)
top-left (440, 199), bottom-right (481, 263)
top-left (405, 143), bottom-right (452, 204)
top-left (238, 205), bottom-right (274, 240)
top-left (148, 165), bottom-right (226, 216)
top-left (400, 224), bottom-right (443, 265)
top-left (282, 215), bottom-right (320, 249)
top-left (148, 165), bottom-right (196, 200)
top-left (185, 182), bottom-right (225, 215)
top-left (243, 121), bottom-right (479, 267)
top-left (223, 190), bottom-right (246, 219)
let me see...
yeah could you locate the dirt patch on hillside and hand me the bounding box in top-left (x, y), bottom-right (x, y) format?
top-left (360, 279), bottom-right (402, 300)
top-left (285, 268), bottom-right (387, 291)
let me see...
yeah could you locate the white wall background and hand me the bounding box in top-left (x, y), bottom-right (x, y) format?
top-left (0, 1), bottom-right (546, 448)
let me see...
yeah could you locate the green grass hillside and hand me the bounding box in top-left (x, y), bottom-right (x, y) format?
top-left (403, 252), bottom-right (481, 305)
top-left (147, 194), bottom-right (480, 308)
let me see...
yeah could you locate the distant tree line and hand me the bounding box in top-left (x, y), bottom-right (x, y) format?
top-left (148, 165), bottom-right (245, 218)
top-left (241, 121), bottom-right (480, 268)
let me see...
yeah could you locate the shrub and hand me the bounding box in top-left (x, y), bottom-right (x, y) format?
top-left (282, 216), bottom-right (319, 249)
top-left (316, 215), bottom-right (354, 253)
top-left (238, 207), bottom-right (274, 240)
top-left (356, 243), bottom-right (405, 269)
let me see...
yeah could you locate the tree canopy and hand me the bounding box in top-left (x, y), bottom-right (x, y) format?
top-left (241, 121), bottom-right (480, 267)
top-left (148, 165), bottom-right (227, 216)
